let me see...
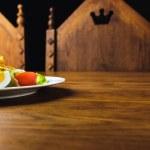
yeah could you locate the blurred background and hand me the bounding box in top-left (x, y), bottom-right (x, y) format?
top-left (0, 0), bottom-right (149, 71)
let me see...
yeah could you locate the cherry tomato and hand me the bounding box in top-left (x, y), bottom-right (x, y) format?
top-left (15, 72), bottom-right (36, 86)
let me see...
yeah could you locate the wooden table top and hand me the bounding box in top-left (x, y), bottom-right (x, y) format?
top-left (0, 72), bottom-right (150, 150)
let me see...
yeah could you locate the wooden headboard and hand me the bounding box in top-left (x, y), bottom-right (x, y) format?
top-left (46, 0), bottom-right (150, 71)
top-left (0, 4), bottom-right (25, 69)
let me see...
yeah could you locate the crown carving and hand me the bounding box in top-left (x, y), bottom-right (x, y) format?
top-left (91, 8), bottom-right (114, 25)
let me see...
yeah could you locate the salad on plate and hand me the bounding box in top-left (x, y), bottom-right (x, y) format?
top-left (0, 55), bottom-right (47, 88)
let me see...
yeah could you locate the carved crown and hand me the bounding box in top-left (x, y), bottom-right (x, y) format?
top-left (91, 8), bottom-right (114, 25)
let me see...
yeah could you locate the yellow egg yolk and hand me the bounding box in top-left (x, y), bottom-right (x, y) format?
top-left (0, 72), bottom-right (5, 82)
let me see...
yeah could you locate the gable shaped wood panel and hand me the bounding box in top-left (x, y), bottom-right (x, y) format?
top-left (0, 5), bottom-right (24, 69)
top-left (46, 0), bottom-right (150, 71)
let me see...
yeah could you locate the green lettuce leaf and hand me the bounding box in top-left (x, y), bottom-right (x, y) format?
top-left (36, 73), bottom-right (47, 85)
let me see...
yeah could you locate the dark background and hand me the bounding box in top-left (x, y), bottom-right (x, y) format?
top-left (0, 0), bottom-right (149, 71)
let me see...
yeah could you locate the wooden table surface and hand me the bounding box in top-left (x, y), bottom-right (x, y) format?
top-left (0, 72), bottom-right (150, 150)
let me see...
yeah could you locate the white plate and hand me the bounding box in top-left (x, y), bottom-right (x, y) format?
top-left (0, 76), bottom-right (65, 99)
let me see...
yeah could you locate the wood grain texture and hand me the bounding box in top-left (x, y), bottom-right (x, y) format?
top-left (46, 0), bottom-right (150, 71)
top-left (0, 4), bottom-right (25, 69)
top-left (0, 72), bottom-right (150, 150)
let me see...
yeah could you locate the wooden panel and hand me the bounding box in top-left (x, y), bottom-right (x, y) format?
top-left (46, 0), bottom-right (150, 71)
top-left (45, 29), bottom-right (55, 71)
top-left (45, 8), bottom-right (55, 71)
top-left (0, 4), bottom-right (25, 69)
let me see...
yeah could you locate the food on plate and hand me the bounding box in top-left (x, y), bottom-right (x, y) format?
top-left (15, 72), bottom-right (37, 86)
top-left (0, 55), bottom-right (47, 88)
top-left (0, 55), bottom-right (5, 67)
top-left (36, 73), bottom-right (47, 85)
top-left (0, 71), bottom-right (11, 88)
top-left (0, 55), bottom-right (15, 70)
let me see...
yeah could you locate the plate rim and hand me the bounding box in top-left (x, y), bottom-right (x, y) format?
top-left (0, 76), bottom-right (65, 91)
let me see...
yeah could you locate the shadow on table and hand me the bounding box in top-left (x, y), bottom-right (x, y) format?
top-left (0, 87), bottom-right (75, 107)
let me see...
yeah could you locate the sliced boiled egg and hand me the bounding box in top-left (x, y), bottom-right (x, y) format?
top-left (0, 71), bottom-right (11, 88)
